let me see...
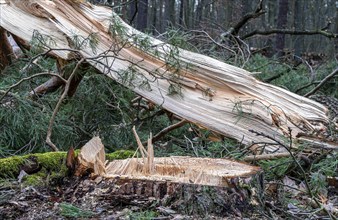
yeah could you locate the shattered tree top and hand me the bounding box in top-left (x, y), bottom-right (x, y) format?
top-left (0, 0), bottom-right (334, 149)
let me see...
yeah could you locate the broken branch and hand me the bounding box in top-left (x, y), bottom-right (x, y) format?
top-left (242, 29), bottom-right (338, 40)
top-left (305, 68), bottom-right (338, 97)
top-left (46, 58), bottom-right (85, 151)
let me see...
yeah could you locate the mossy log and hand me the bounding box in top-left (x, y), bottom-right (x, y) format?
top-left (0, 150), bottom-right (134, 182)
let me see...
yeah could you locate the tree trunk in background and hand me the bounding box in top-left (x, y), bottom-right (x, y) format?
top-left (179, 0), bottom-right (184, 26)
top-left (216, 1), bottom-right (226, 29)
top-left (231, 0), bottom-right (244, 31)
top-left (184, 0), bottom-right (192, 29)
top-left (293, 0), bottom-right (304, 58)
top-left (128, 0), bottom-right (148, 31)
top-left (195, 0), bottom-right (204, 28)
top-left (114, 0), bottom-right (336, 57)
top-left (137, 0), bottom-right (148, 31)
top-left (263, 0), bottom-right (277, 56)
top-left (149, 0), bottom-right (157, 34)
top-left (164, 0), bottom-right (175, 30)
top-left (121, 0), bottom-right (128, 20)
top-left (225, 0), bottom-right (233, 28)
top-left (157, 0), bottom-right (164, 33)
top-left (128, 0), bottom-right (137, 25)
top-left (275, 0), bottom-right (289, 57)
top-left (335, 1), bottom-right (338, 59)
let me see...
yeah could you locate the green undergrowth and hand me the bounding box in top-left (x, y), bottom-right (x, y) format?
top-left (244, 54), bottom-right (337, 97)
top-left (106, 149), bottom-right (134, 160)
top-left (127, 210), bottom-right (159, 219)
top-left (59, 202), bottom-right (96, 218)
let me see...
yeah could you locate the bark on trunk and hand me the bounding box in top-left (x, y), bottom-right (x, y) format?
top-left (275, 0), bottom-right (289, 57)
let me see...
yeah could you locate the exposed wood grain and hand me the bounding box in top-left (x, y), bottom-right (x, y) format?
top-left (0, 0), bottom-right (332, 150)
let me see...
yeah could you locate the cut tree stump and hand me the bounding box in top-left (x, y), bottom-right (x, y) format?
top-left (0, 0), bottom-right (335, 151)
top-left (75, 136), bottom-right (264, 216)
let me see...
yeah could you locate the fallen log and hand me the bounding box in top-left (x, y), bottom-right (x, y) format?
top-left (0, 0), bottom-right (333, 149)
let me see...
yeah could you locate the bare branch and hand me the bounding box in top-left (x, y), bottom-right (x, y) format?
top-left (46, 58), bottom-right (85, 151)
top-left (142, 119), bottom-right (187, 146)
top-left (305, 68), bottom-right (338, 97)
top-left (221, 0), bottom-right (265, 37)
top-left (0, 72), bottom-right (67, 102)
top-left (243, 152), bottom-right (290, 162)
top-left (242, 29), bottom-right (338, 40)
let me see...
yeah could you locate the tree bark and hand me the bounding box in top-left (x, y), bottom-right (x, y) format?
top-left (136, 0), bottom-right (148, 31)
top-left (335, 1), bottom-right (338, 59)
top-left (0, 27), bottom-right (13, 71)
top-left (275, 0), bottom-right (289, 57)
top-left (164, 0), bottom-right (175, 29)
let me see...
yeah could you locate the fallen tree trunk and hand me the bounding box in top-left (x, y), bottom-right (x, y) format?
top-left (0, 0), bottom-right (333, 149)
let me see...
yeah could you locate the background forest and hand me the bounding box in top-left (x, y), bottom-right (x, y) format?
top-left (0, 0), bottom-right (337, 218)
top-left (102, 0), bottom-right (338, 58)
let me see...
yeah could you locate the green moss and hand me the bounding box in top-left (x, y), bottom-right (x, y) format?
top-left (0, 152), bottom-right (67, 179)
top-left (32, 152), bottom-right (67, 171)
top-left (0, 156), bottom-right (25, 178)
top-left (23, 170), bottom-right (47, 186)
top-left (106, 150), bottom-right (135, 161)
top-left (0, 150), bottom-right (134, 182)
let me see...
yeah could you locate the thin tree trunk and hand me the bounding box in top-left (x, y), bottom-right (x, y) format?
top-left (293, 0), bottom-right (304, 59)
top-left (275, 0), bottom-right (289, 57)
top-left (128, 0), bottom-right (137, 25)
top-left (164, 0), bottom-right (175, 30)
top-left (195, 0), bottom-right (204, 28)
top-left (335, 1), bottom-right (338, 59)
top-left (179, 0), bottom-right (184, 26)
top-left (136, 0), bottom-right (148, 31)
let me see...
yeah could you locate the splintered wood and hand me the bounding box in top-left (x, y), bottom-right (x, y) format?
top-left (78, 135), bottom-right (261, 188)
top-left (105, 157), bottom-right (261, 187)
top-left (75, 136), bottom-right (106, 176)
top-left (0, 0), bottom-right (333, 150)
top-left (104, 127), bottom-right (260, 187)
top-left (76, 136), bottom-right (262, 215)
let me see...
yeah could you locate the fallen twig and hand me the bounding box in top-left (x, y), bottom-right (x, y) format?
top-left (243, 152), bottom-right (290, 162)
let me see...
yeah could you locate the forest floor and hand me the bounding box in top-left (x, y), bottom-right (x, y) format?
top-left (1, 174), bottom-right (337, 219)
top-left (0, 176), bottom-right (250, 220)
